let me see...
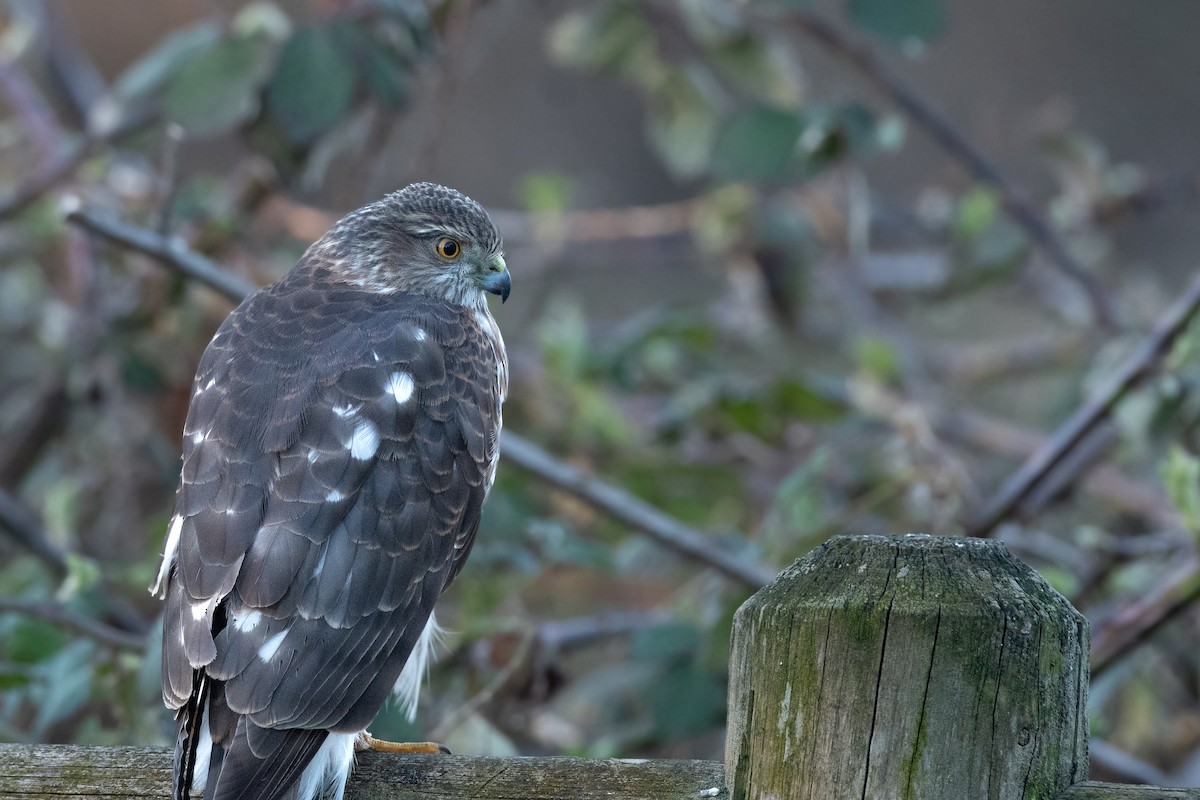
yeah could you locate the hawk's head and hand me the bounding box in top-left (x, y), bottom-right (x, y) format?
top-left (312, 182), bottom-right (509, 307)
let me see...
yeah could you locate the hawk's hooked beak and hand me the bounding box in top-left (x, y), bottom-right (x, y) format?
top-left (481, 255), bottom-right (510, 303)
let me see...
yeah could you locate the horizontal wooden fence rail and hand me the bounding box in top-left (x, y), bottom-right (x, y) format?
top-left (2, 535), bottom-right (1198, 800)
top-left (0, 746), bottom-right (1196, 800)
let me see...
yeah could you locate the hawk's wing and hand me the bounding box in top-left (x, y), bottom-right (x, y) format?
top-left (159, 279), bottom-right (502, 800)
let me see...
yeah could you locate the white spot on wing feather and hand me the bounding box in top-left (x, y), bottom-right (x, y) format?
top-left (233, 610), bottom-right (263, 632)
top-left (413, 327), bottom-right (427, 342)
top-left (257, 629), bottom-right (288, 662)
top-left (190, 598), bottom-right (216, 622)
top-left (347, 419), bottom-right (379, 460)
top-left (326, 489), bottom-right (344, 502)
top-left (386, 372), bottom-right (414, 404)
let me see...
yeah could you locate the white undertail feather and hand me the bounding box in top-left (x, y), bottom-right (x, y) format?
top-left (294, 732), bottom-right (356, 800)
top-left (189, 709), bottom-right (215, 795)
top-left (392, 613), bottom-right (444, 721)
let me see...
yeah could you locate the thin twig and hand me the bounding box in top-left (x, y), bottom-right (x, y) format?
top-left (429, 626), bottom-right (535, 743)
top-left (502, 434), bottom-right (774, 588)
top-left (65, 208), bottom-right (777, 590)
top-left (65, 206), bottom-right (258, 300)
top-left (1090, 557), bottom-right (1200, 679)
top-left (0, 55), bottom-right (62, 163)
top-left (0, 377), bottom-right (69, 488)
top-left (0, 486), bottom-right (69, 578)
top-left (0, 596), bottom-right (146, 651)
top-left (1088, 739), bottom-right (1174, 787)
top-left (789, 11), bottom-right (1119, 330)
top-left (968, 270), bottom-right (1200, 536)
top-left (942, 409), bottom-right (1172, 526)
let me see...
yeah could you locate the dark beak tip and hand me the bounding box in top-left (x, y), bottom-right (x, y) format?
top-left (484, 270), bottom-right (511, 303)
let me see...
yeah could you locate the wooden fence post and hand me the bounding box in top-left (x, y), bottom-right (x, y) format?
top-left (725, 534), bottom-right (1090, 800)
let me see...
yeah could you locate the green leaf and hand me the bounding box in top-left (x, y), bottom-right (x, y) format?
top-left (1038, 566), bottom-right (1080, 598)
top-left (9, 619), bottom-right (69, 664)
top-left (1161, 445), bottom-right (1200, 534)
top-left (854, 335), bottom-right (900, 383)
top-left (632, 623), bottom-right (699, 662)
top-left (165, 35), bottom-right (278, 137)
top-left (356, 30), bottom-right (411, 109)
top-left (711, 106), bottom-right (802, 181)
top-left (518, 173), bottom-right (574, 214)
top-left (650, 664), bottom-right (725, 737)
top-left (0, 671), bottom-right (31, 690)
top-left (773, 378), bottom-right (846, 422)
top-left (709, 35), bottom-right (804, 108)
top-left (955, 187), bottom-right (1001, 238)
top-left (645, 68), bottom-right (721, 178)
top-left (847, 0), bottom-right (947, 44)
top-left (111, 21), bottom-right (223, 103)
top-left (548, 5), bottom-right (657, 75)
top-left (677, 0), bottom-right (745, 46)
top-left (265, 26), bottom-right (358, 145)
top-left (760, 448), bottom-right (830, 558)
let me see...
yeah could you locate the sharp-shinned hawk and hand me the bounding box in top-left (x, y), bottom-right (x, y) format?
top-left (153, 183), bottom-right (510, 800)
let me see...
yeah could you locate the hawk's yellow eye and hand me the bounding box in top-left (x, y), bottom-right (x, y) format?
top-left (435, 238), bottom-right (461, 259)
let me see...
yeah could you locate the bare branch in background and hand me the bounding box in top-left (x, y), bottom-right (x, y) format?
top-left (1090, 556), bottom-right (1200, 679)
top-left (0, 596), bottom-right (146, 651)
top-left (264, 194), bottom-right (699, 248)
top-left (925, 333), bottom-right (1089, 385)
top-left (0, 377), bottom-right (69, 489)
top-left (789, 12), bottom-right (1119, 330)
top-left (0, 487), bottom-right (69, 578)
top-left (64, 208), bottom-right (778, 591)
top-left (1088, 739), bottom-right (1175, 787)
top-left (500, 434), bottom-right (775, 589)
top-left (429, 625), bottom-right (536, 743)
top-left (64, 207), bottom-right (259, 300)
top-left (968, 270), bottom-right (1200, 536)
top-left (0, 54), bottom-right (63, 164)
top-left (942, 410), bottom-right (1172, 526)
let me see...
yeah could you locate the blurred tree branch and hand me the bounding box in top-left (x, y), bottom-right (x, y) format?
top-left (1090, 556), bottom-right (1200, 679)
top-left (63, 207), bottom-right (778, 591)
top-left (788, 11), bottom-right (1119, 330)
top-left (0, 486), bottom-right (69, 578)
top-left (0, 596), bottom-right (145, 651)
top-left (0, 377), bottom-right (69, 489)
top-left (968, 269), bottom-right (1200, 537)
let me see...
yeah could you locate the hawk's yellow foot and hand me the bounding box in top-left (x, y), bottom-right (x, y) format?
top-left (355, 732), bottom-right (451, 755)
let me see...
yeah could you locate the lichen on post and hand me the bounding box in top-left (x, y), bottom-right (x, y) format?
top-left (725, 534), bottom-right (1089, 800)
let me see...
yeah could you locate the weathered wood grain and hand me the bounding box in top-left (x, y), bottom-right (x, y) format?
top-left (0, 745), bottom-right (727, 800)
top-left (725, 534), bottom-right (1090, 800)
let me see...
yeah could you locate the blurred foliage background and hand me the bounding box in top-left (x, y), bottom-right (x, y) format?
top-left (1, 0), bottom-right (1200, 786)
